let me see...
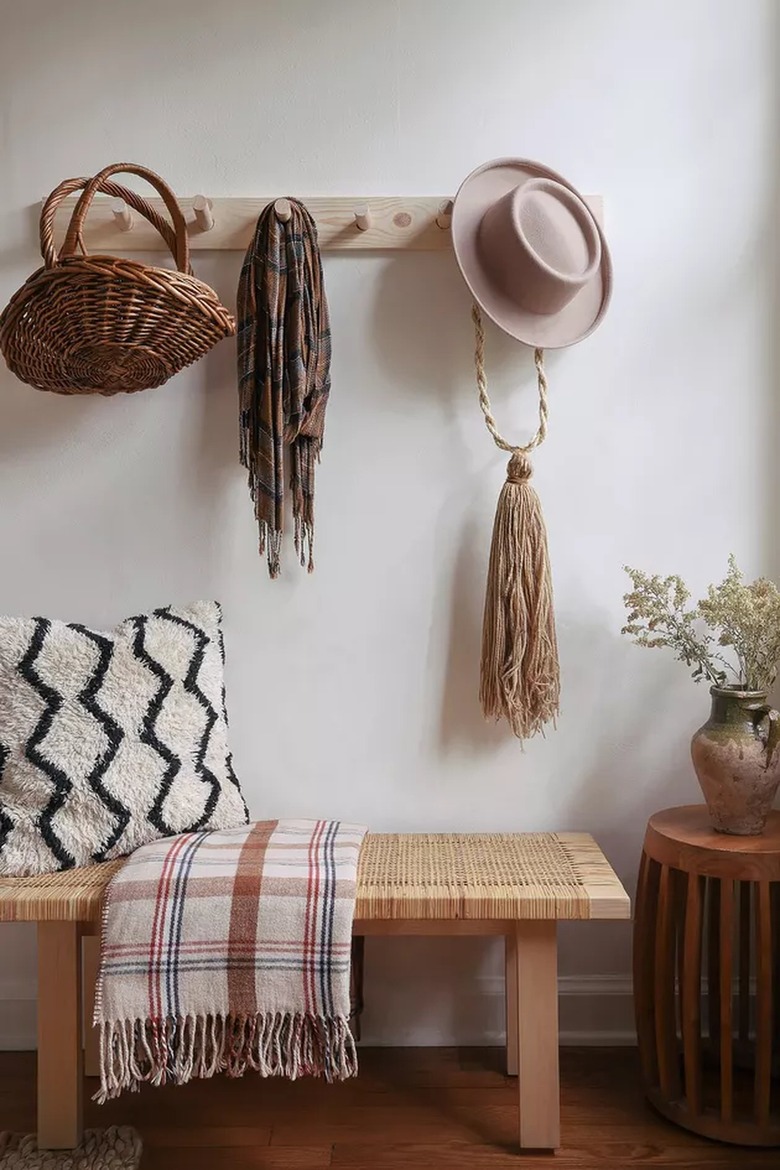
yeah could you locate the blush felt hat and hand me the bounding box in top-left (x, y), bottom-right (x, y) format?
top-left (451, 158), bottom-right (612, 349)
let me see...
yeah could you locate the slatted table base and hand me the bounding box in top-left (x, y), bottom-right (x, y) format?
top-left (634, 808), bottom-right (780, 1147)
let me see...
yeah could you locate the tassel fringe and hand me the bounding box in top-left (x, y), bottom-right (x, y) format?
top-left (480, 452), bottom-right (560, 740)
top-left (97, 1012), bottom-right (358, 1103)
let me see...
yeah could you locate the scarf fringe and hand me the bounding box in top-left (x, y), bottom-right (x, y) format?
top-left (253, 443), bottom-right (319, 577)
top-left (96, 1012), bottom-right (358, 1103)
top-left (293, 516), bottom-right (315, 573)
top-left (258, 520), bottom-right (284, 580)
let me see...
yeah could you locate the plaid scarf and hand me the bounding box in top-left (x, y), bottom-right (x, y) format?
top-left (237, 200), bottom-right (331, 579)
top-left (95, 819), bottom-right (367, 1100)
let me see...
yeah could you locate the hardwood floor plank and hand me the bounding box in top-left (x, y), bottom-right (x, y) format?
top-left (143, 1149), bottom-right (332, 1170)
top-left (0, 1047), bottom-right (774, 1165)
top-left (269, 1103), bottom-right (517, 1147)
top-left (142, 1126), bottom-right (273, 1147)
top-left (332, 1145), bottom-right (780, 1169)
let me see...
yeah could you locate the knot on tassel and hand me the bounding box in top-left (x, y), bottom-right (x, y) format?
top-left (507, 452), bottom-right (533, 483)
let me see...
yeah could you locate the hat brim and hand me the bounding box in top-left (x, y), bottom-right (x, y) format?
top-left (451, 158), bottom-right (613, 349)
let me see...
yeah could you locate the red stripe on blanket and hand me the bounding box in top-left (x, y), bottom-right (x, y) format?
top-left (226, 820), bottom-right (278, 1015)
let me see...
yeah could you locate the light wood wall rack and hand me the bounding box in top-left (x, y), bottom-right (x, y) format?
top-left (52, 194), bottom-right (604, 253)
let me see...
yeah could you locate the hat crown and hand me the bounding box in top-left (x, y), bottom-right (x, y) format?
top-left (478, 177), bottom-right (601, 317)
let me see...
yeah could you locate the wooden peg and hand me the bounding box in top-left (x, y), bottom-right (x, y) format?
top-left (436, 199), bottom-right (453, 229)
top-left (274, 198), bottom-right (292, 223)
top-left (192, 195), bottom-right (214, 233)
top-left (111, 197), bottom-right (133, 232)
top-left (354, 203), bottom-right (371, 232)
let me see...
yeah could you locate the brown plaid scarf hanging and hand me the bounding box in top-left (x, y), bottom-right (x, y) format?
top-left (237, 200), bottom-right (331, 578)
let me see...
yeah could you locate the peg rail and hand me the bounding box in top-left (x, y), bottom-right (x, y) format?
top-left (49, 194), bottom-right (604, 253)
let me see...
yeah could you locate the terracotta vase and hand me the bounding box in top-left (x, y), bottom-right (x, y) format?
top-left (691, 686), bottom-right (780, 835)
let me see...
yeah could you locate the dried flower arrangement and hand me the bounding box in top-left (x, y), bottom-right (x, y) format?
top-left (622, 556), bottom-right (780, 693)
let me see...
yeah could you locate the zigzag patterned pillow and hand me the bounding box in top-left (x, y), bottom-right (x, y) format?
top-left (0, 601), bottom-right (249, 877)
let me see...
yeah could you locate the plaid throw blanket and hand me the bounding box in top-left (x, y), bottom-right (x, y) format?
top-left (95, 819), bottom-right (367, 1101)
top-left (237, 199), bottom-right (331, 579)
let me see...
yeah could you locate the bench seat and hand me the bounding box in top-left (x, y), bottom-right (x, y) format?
top-left (0, 831), bottom-right (630, 1153)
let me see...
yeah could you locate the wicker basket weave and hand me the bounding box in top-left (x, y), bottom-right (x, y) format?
top-left (0, 163), bottom-right (235, 396)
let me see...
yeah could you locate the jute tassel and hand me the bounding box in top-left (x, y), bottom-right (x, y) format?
top-left (473, 305), bottom-right (560, 739)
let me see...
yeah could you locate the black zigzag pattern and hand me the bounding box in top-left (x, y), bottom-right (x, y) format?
top-left (17, 618), bottom-right (75, 869)
top-left (69, 624), bottom-right (130, 861)
top-left (155, 607), bottom-right (220, 831)
top-left (217, 612), bottom-right (249, 821)
top-left (132, 615), bottom-right (182, 836)
top-left (1, 603), bottom-right (247, 876)
top-left (0, 743), bottom-right (13, 854)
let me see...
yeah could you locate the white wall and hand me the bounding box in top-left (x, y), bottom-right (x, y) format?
top-left (0, 0), bottom-right (777, 1047)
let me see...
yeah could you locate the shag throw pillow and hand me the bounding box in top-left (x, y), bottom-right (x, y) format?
top-left (0, 601), bottom-right (248, 877)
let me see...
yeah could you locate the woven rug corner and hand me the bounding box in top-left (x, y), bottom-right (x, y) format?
top-left (0, 1128), bottom-right (141, 1170)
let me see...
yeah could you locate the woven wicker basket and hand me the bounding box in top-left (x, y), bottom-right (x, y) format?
top-left (0, 163), bottom-right (235, 396)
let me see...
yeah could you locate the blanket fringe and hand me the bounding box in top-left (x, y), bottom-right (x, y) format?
top-left (96, 1013), bottom-right (358, 1103)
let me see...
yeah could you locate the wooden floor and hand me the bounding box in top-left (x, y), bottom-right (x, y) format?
top-left (0, 1047), bottom-right (777, 1167)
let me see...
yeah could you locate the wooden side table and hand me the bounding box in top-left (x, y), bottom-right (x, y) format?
top-left (634, 805), bottom-right (780, 1146)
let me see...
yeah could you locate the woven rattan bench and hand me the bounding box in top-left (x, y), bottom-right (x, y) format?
top-left (0, 832), bottom-right (629, 1152)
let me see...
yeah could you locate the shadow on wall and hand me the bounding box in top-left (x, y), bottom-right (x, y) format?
top-left (369, 251), bottom-right (507, 753)
top-left (556, 616), bottom-right (699, 816)
top-left (0, 369), bottom-right (108, 456)
top-left (192, 290), bottom-right (241, 501)
top-left (0, 203), bottom-right (41, 273)
top-left (438, 512), bottom-right (502, 754)
top-left (765, 3), bottom-right (780, 591)
top-left (368, 243), bottom-right (567, 422)
top-left (369, 249), bottom-right (471, 406)
top-left (367, 246), bottom-right (575, 757)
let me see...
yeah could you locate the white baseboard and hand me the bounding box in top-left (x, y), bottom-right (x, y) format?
top-left (557, 975), bottom-right (635, 1045)
top-left (0, 980), bottom-right (36, 1051)
top-left (359, 973), bottom-right (635, 1047)
top-left (0, 973), bottom-right (636, 1051)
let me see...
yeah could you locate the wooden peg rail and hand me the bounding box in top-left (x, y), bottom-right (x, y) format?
top-left (51, 194), bottom-right (604, 253)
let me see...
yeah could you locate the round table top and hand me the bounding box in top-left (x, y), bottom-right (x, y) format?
top-left (644, 805), bottom-right (780, 880)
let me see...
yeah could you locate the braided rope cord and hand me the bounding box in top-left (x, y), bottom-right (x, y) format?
top-left (472, 303), bottom-right (548, 455)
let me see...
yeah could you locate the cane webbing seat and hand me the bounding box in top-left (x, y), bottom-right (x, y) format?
top-left (0, 832), bottom-right (628, 923)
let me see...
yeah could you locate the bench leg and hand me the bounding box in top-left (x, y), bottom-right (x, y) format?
top-left (505, 930), bottom-right (518, 1076)
top-left (82, 933), bottom-right (101, 1078)
top-left (513, 921), bottom-right (560, 1150)
top-left (37, 922), bottom-right (83, 1150)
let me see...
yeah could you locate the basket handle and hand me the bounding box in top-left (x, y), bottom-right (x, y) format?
top-left (40, 176), bottom-right (185, 271)
top-left (43, 163), bottom-right (191, 273)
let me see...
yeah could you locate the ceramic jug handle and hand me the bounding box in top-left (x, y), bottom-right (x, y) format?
top-left (755, 705), bottom-right (780, 763)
